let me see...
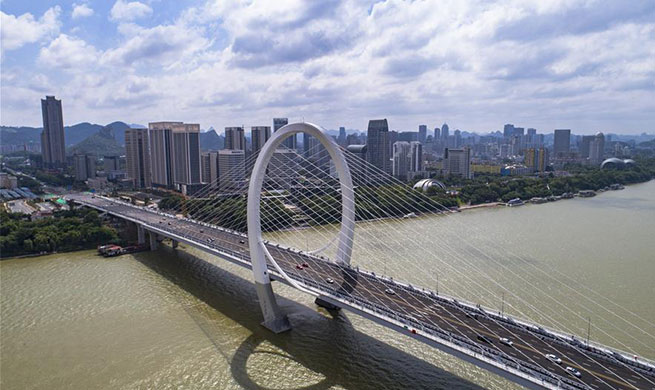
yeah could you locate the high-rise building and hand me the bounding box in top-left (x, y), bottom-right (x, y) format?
top-left (103, 155), bottom-right (120, 172)
top-left (454, 129), bottom-right (462, 148)
top-left (525, 147), bottom-right (549, 172)
top-left (268, 148), bottom-right (299, 189)
top-left (553, 129), bottom-right (571, 156)
top-left (225, 127), bottom-right (246, 151)
top-left (218, 149), bottom-right (245, 191)
top-left (172, 124), bottom-right (201, 187)
top-left (251, 126), bottom-right (271, 155)
top-left (125, 128), bottom-right (152, 188)
top-left (73, 154), bottom-right (96, 181)
top-left (580, 135), bottom-right (595, 158)
top-left (444, 147), bottom-right (472, 179)
top-left (303, 133), bottom-right (329, 176)
top-left (418, 125), bottom-right (427, 144)
top-left (274, 118), bottom-right (294, 150)
top-left (410, 141), bottom-right (423, 173)
top-left (40, 96), bottom-right (66, 167)
top-left (434, 127), bottom-right (441, 140)
top-left (345, 144), bottom-right (368, 185)
top-left (338, 126), bottom-right (347, 146)
top-left (392, 141), bottom-right (411, 180)
top-left (503, 124), bottom-right (515, 138)
top-left (201, 151), bottom-right (219, 187)
top-left (441, 123), bottom-right (449, 142)
top-left (366, 119), bottom-right (391, 174)
top-left (589, 132), bottom-right (605, 165)
top-left (148, 122), bottom-right (200, 188)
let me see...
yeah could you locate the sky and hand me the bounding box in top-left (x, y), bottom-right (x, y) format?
top-left (1, 0), bottom-right (654, 135)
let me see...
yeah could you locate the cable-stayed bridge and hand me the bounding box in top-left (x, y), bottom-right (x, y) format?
top-left (67, 123), bottom-right (654, 390)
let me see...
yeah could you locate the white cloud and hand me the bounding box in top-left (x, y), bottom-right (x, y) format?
top-left (0, 6), bottom-right (61, 52)
top-left (38, 34), bottom-right (100, 70)
top-left (110, 0), bottom-right (153, 22)
top-left (72, 3), bottom-right (94, 19)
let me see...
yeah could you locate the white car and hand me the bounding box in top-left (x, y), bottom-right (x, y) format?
top-left (499, 337), bottom-right (514, 347)
top-left (565, 366), bottom-right (581, 377)
top-left (385, 288), bottom-right (396, 295)
top-left (326, 278), bottom-right (335, 284)
top-left (546, 354), bottom-right (562, 364)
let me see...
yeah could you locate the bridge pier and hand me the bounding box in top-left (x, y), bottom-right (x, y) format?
top-left (137, 225), bottom-right (146, 245)
top-left (148, 231), bottom-right (158, 250)
top-left (171, 239), bottom-right (179, 249)
top-left (255, 281), bottom-right (291, 333)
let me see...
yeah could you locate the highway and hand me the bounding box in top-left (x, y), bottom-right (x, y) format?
top-left (69, 194), bottom-right (655, 390)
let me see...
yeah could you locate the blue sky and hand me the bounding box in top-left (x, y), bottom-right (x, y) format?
top-left (1, 0), bottom-right (654, 134)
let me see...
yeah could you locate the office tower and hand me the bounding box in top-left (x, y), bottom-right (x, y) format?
top-left (200, 151), bottom-right (218, 187)
top-left (345, 144), bottom-right (368, 185)
top-left (580, 135), bottom-right (595, 158)
top-left (125, 128), bottom-right (152, 188)
top-left (303, 133), bottom-right (329, 176)
top-left (40, 96), bottom-right (66, 167)
top-left (525, 147), bottom-right (549, 172)
top-left (148, 122), bottom-right (200, 188)
top-left (454, 129), bottom-right (462, 148)
top-left (418, 125), bottom-right (427, 144)
top-left (553, 129), bottom-right (571, 156)
top-left (392, 141), bottom-right (411, 180)
top-left (366, 119), bottom-right (391, 174)
top-left (503, 124), bottom-right (515, 138)
top-left (172, 123), bottom-right (201, 187)
top-left (444, 147), bottom-right (472, 179)
top-left (410, 141), bottom-right (423, 173)
top-left (527, 128), bottom-right (536, 137)
top-left (338, 126), bottom-right (347, 145)
top-left (589, 132), bottom-right (605, 165)
top-left (218, 149), bottom-right (245, 191)
top-left (441, 123), bottom-right (450, 141)
top-left (268, 148), bottom-right (299, 189)
top-left (251, 126), bottom-right (271, 155)
top-left (434, 127), bottom-right (441, 140)
top-left (499, 144), bottom-right (510, 158)
top-left (274, 117), bottom-right (294, 150)
top-left (73, 154), bottom-right (96, 181)
top-left (225, 127), bottom-right (246, 151)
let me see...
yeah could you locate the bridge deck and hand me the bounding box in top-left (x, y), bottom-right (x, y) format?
top-left (70, 194), bottom-right (654, 390)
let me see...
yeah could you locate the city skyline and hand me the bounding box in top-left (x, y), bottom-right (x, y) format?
top-left (1, 1), bottom-right (654, 133)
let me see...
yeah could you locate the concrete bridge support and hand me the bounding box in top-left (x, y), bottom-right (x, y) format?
top-left (137, 225), bottom-right (146, 245)
top-left (171, 240), bottom-right (179, 249)
top-left (148, 231), bottom-right (158, 250)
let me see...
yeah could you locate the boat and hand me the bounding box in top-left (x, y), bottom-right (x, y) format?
top-left (506, 198), bottom-right (524, 207)
top-left (530, 197), bottom-right (547, 204)
top-left (578, 190), bottom-right (596, 198)
top-left (403, 212), bottom-right (417, 219)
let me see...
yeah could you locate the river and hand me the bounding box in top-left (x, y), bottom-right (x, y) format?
top-left (2, 180), bottom-right (654, 390)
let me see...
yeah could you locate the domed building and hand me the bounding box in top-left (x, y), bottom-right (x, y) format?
top-left (413, 178), bottom-right (446, 192)
top-left (600, 158), bottom-right (636, 169)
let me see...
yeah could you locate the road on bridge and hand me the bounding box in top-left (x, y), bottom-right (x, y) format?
top-left (70, 194), bottom-right (654, 390)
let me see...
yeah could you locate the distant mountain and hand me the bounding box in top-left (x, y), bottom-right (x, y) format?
top-left (199, 129), bottom-right (224, 151)
top-left (0, 121), bottom-right (132, 148)
top-left (68, 126), bottom-right (124, 157)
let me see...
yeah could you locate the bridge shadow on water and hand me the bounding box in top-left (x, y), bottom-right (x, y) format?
top-left (134, 245), bottom-right (485, 390)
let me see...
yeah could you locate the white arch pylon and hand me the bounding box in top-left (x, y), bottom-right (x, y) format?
top-left (247, 122), bottom-right (356, 333)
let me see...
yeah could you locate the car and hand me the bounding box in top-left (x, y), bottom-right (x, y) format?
top-left (302, 262), bottom-right (309, 267)
top-left (477, 335), bottom-right (493, 344)
top-left (385, 288), bottom-right (396, 295)
top-left (546, 354), bottom-right (562, 364)
top-left (326, 278), bottom-right (334, 284)
top-left (295, 264), bottom-right (304, 270)
top-left (200, 229), bottom-right (204, 233)
top-left (168, 222), bottom-right (171, 225)
top-left (239, 240), bottom-right (245, 244)
top-left (499, 337), bottom-right (514, 347)
top-left (565, 366), bottom-right (581, 377)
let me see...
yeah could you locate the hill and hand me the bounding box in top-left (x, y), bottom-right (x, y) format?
top-left (68, 126), bottom-right (124, 157)
top-left (0, 121), bottom-right (131, 148)
top-left (200, 129), bottom-right (224, 151)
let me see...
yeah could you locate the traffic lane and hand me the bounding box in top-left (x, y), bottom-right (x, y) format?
top-left (77, 197), bottom-right (651, 390)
